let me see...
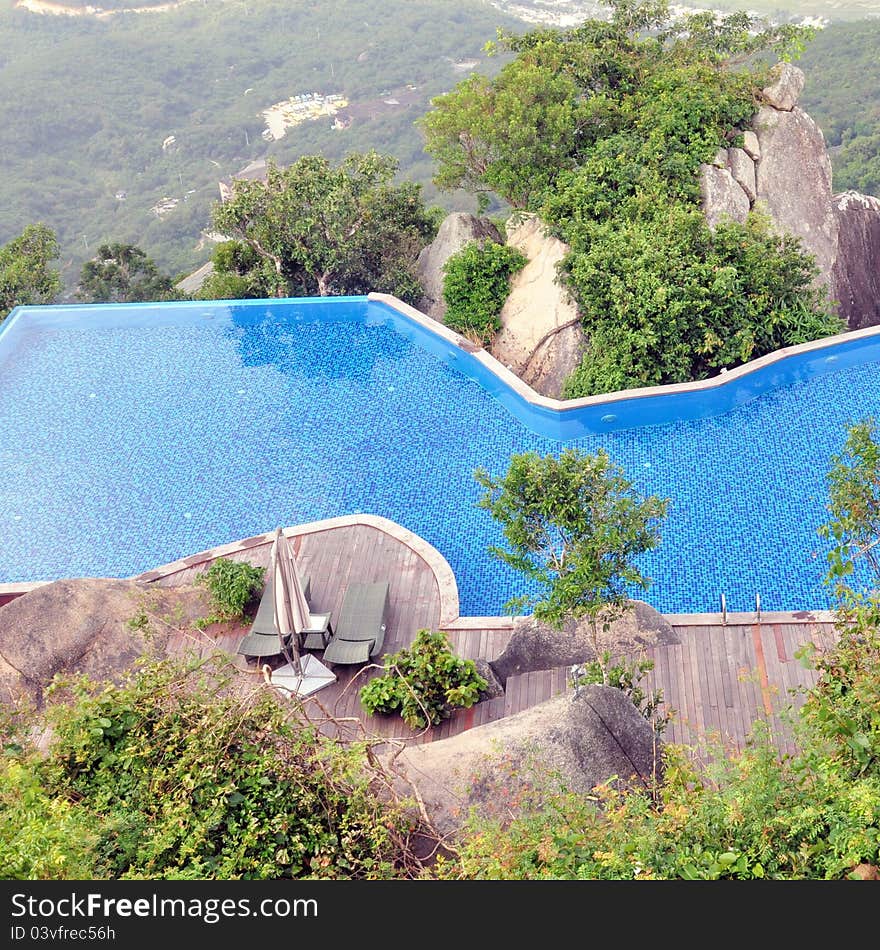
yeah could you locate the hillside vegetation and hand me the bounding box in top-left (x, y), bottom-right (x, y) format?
top-left (800, 18), bottom-right (880, 197)
top-left (2, 0), bottom-right (879, 292)
top-left (0, 0), bottom-right (520, 287)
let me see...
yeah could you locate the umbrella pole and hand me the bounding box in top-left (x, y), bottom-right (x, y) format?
top-left (273, 527), bottom-right (303, 679)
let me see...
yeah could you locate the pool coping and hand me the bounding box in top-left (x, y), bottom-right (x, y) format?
top-left (369, 292), bottom-right (880, 413)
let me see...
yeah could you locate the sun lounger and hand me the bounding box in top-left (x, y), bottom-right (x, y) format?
top-left (322, 581), bottom-right (389, 666)
top-left (235, 573), bottom-right (310, 657)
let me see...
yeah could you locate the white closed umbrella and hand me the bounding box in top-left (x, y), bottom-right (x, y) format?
top-left (268, 528), bottom-right (335, 698)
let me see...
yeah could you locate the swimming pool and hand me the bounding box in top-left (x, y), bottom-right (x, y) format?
top-left (1, 295), bottom-right (878, 615)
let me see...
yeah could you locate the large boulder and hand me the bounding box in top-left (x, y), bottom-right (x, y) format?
top-left (389, 684), bottom-right (661, 836)
top-left (832, 191), bottom-right (880, 330)
top-left (727, 147), bottom-right (757, 203)
top-left (0, 578), bottom-right (211, 708)
top-left (415, 212), bottom-right (502, 320)
top-left (489, 600), bottom-right (678, 688)
top-left (699, 163), bottom-right (751, 229)
top-left (752, 105), bottom-right (839, 289)
top-left (760, 62), bottom-right (806, 112)
top-left (491, 213), bottom-right (587, 398)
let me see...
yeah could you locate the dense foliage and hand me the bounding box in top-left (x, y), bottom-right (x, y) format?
top-left (475, 448), bottom-right (668, 632)
top-left (818, 418), bottom-right (880, 593)
top-left (421, 2), bottom-right (843, 395)
top-left (1, 657), bottom-right (420, 879)
top-left (77, 243), bottom-right (180, 303)
top-left (0, 224), bottom-right (61, 321)
top-left (561, 210), bottom-right (840, 395)
top-left (195, 557), bottom-right (265, 623)
top-left (359, 630), bottom-right (488, 729)
top-left (441, 239), bottom-right (526, 344)
top-left (800, 19), bottom-right (880, 197)
top-left (210, 151), bottom-right (439, 302)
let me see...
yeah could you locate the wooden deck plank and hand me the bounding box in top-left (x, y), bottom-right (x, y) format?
top-left (736, 629), bottom-right (755, 747)
top-left (732, 624), bottom-right (760, 742)
top-left (703, 628), bottom-right (730, 743)
top-left (685, 630), bottom-right (708, 739)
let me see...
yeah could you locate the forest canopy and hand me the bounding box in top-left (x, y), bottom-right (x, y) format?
top-left (0, 1), bottom-right (877, 294)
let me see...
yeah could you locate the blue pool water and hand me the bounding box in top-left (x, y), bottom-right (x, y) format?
top-left (1, 296), bottom-right (878, 615)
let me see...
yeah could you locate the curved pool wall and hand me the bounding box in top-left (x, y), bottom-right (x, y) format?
top-left (369, 294), bottom-right (880, 439)
top-left (2, 293), bottom-right (879, 616)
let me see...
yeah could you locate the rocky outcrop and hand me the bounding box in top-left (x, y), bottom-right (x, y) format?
top-left (697, 64), bottom-right (880, 331)
top-left (472, 658), bottom-right (505, 699)
top-left (0, 578), bottom-right (211, 707)
top-left (491, 213), bottom-right (587, 399)
top-left (742, 130), bottom-right (761, 161)
top-left (700, 163), bottom-right (750, 228)
top-left (832, 191), bottom-right (880, 330)
top-left (727, 147), bottom-right (757, 203)
top-left (759, 62), bottom-right (805, 112)
top-left (489, 600), bottom-right (678, 688)
top-left (752, 103), bottom-right (839, 287)
top-left (415, 212), bottom-right (502, 320)
top-left (388, 684), bottom-right (662, 836)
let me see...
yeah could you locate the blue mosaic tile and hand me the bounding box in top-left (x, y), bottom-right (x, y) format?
top-left (0, 300), bottom-right (877, 616)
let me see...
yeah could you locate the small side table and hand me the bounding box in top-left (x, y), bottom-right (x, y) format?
top-left (301, 613), bottom-right (333, 651)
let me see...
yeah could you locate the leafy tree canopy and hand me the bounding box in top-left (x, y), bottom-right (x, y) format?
top-left (818, 418), bottom-right (880, 598)
top-left (209, 151), bottom-right (439, 303)
top-left (421, 1), bottom-right (842, 396)
top-left (76, 243), bottom-right (179, 304)
top-left (0, 223), bottom-right (61, 322)
top-left (475, 448), bottom-right (668, 637)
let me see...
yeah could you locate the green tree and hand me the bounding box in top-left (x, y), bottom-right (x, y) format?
top-left (197, 240), bottom-right (270, 301)
top-left (77, 243), bottom-right (178, 303)
top-left (210, 151), bottom-right (438, 303)
top-left (0, 223), bottom-right (61, 321)
top-left (475, 449), bottom-right (668, 679)
top-left (818, 418), bottom-right (880, 596)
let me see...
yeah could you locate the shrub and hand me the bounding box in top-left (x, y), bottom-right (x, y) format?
top-left (32, 656), bottom-right (419, 879)
top-left (572, 653), bottom-right (670, 735)
top-left (560, 209), bottom-right (842, 397)
top-left (360, 630), bottom-right (488, 729)
top-left (195, 557), bottom-right (265, 622)
top-left (441, 240), bottom-right (527, 345)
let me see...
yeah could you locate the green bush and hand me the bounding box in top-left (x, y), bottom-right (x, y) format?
top-left (441, 240), bottom-right (527, 345)
top-left (25, 656), bottom-right (418, 879)
top-left (561, 210), bottom-right (843, 396)
top-left (195, 557), bottom-right (265, 622)
top-left (360, 630), bottom-right (488, 729)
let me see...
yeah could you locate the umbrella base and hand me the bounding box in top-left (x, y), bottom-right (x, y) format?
top-left (270, 655), bottom-right (336, 698)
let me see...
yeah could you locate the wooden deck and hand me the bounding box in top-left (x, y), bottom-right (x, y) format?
top-left (149, 522), bottom-right (838, 755)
